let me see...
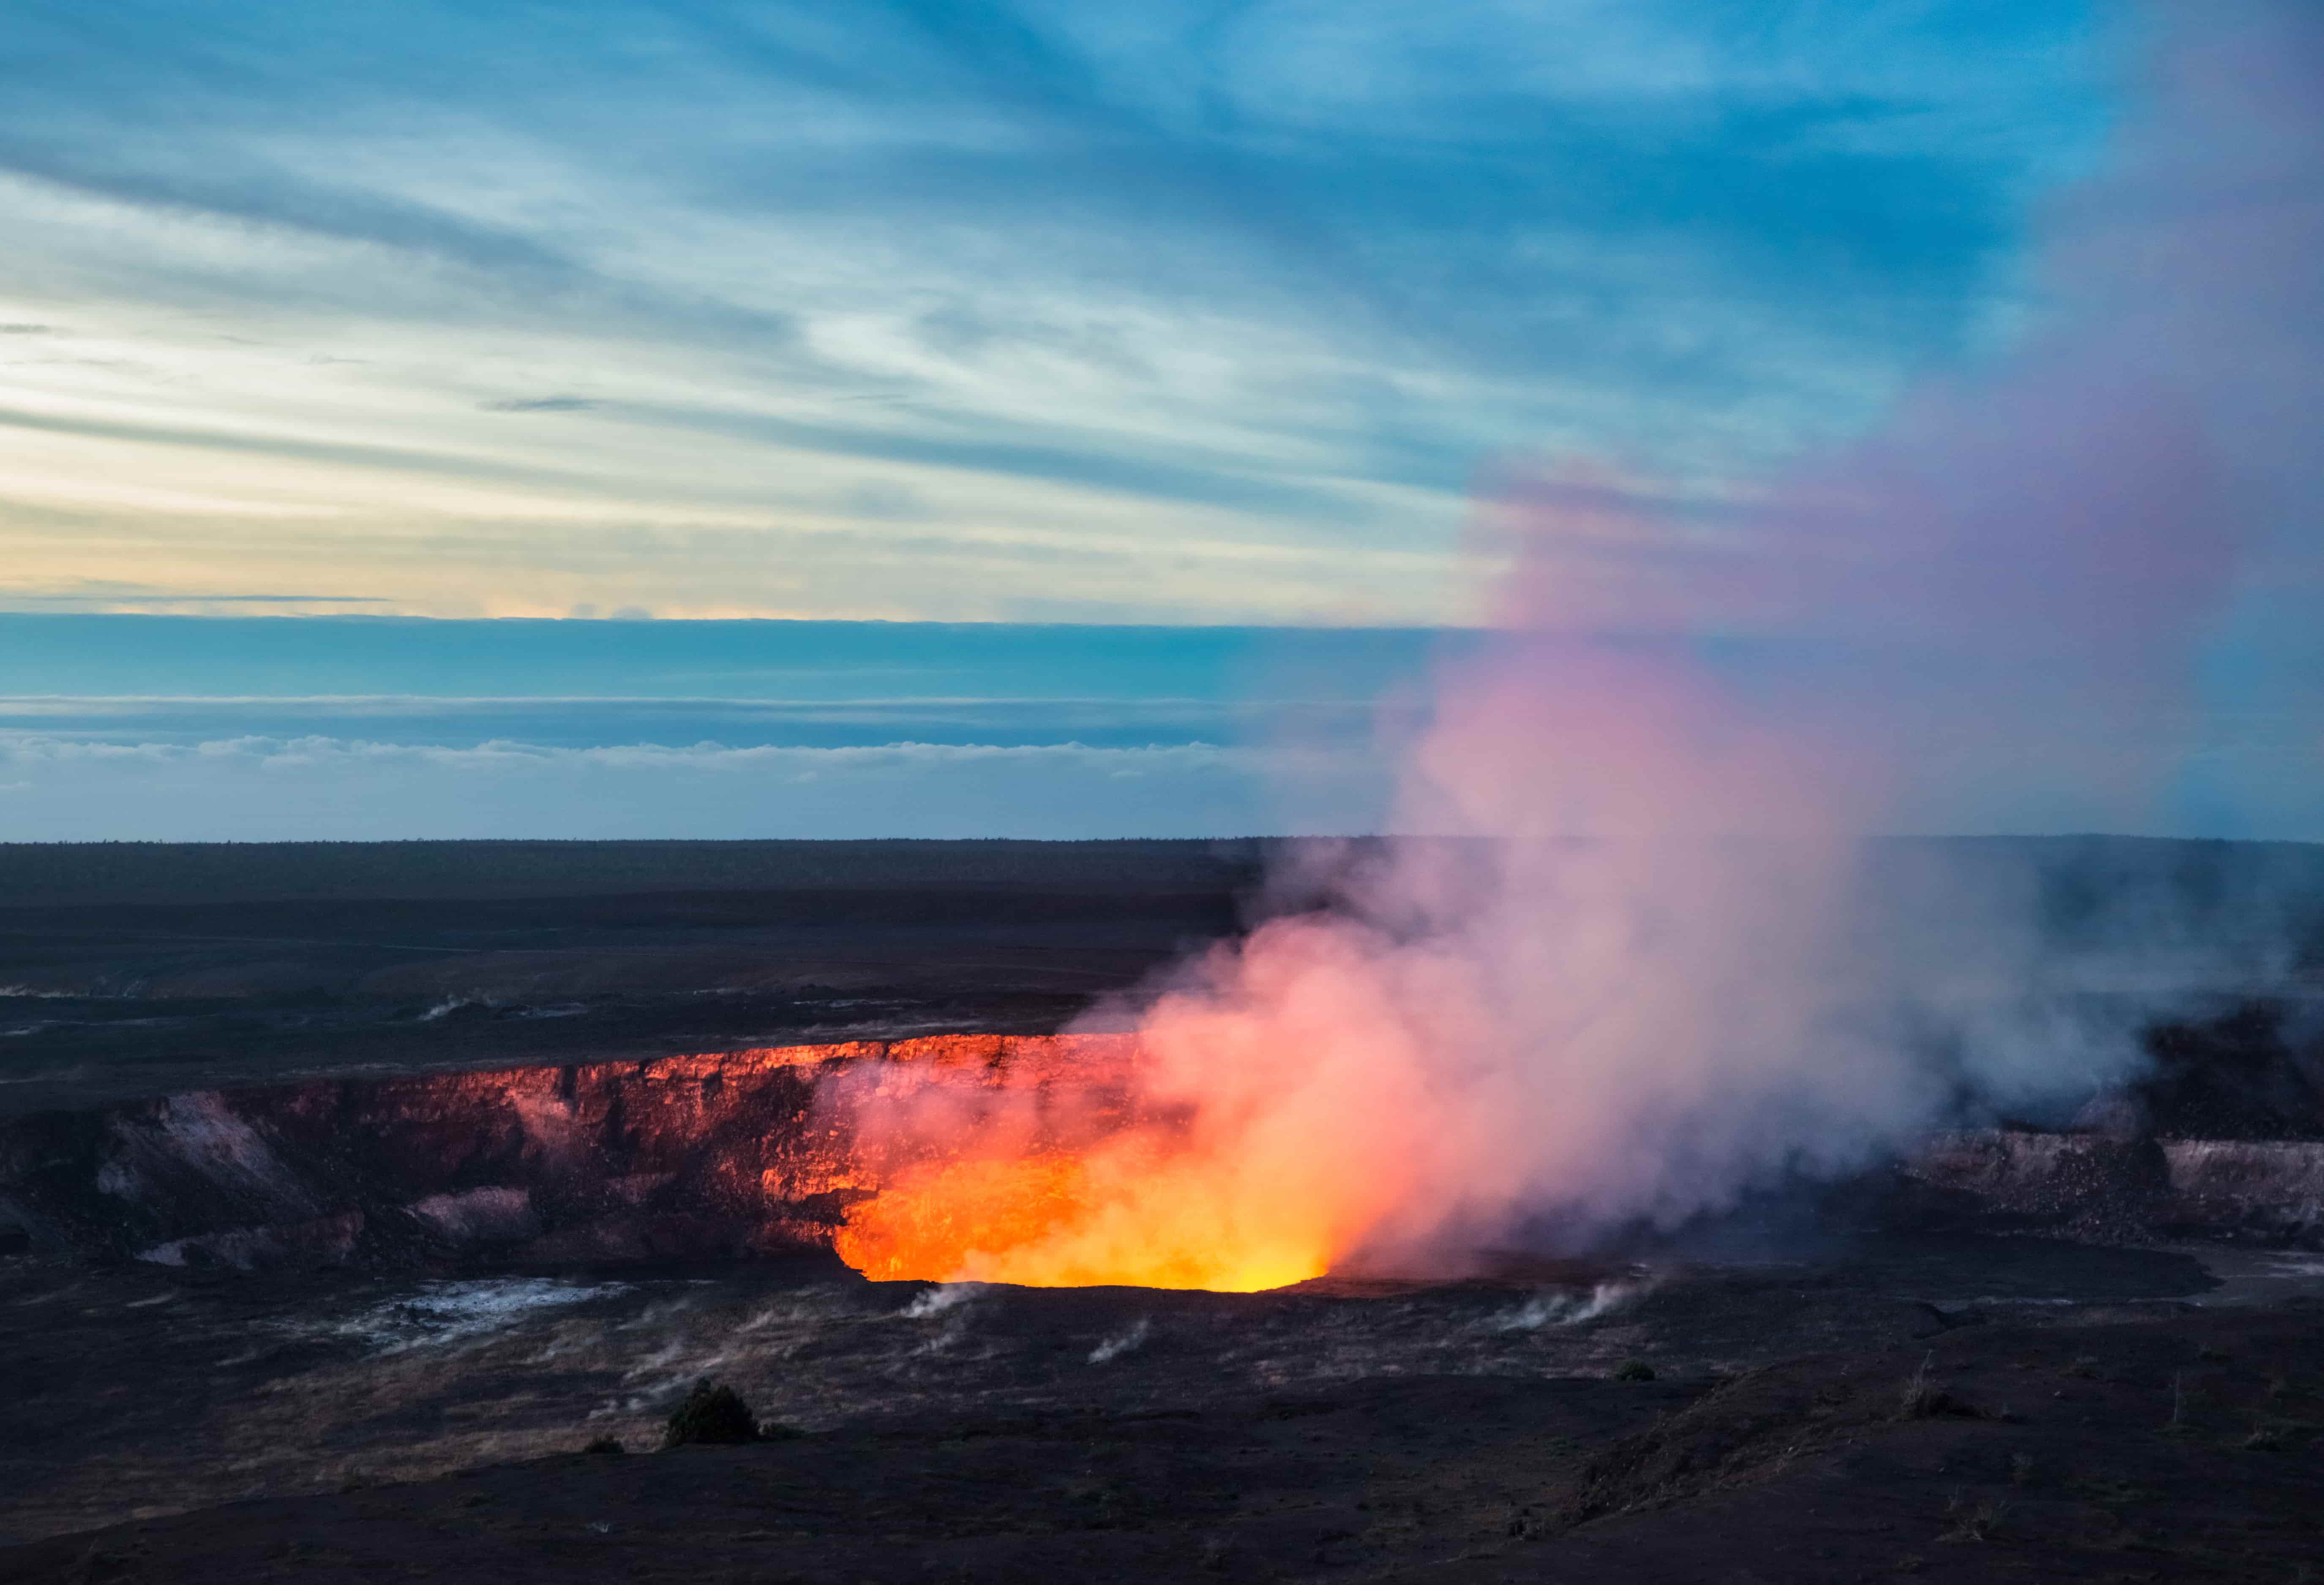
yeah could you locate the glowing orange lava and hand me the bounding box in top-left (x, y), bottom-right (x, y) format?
top-left (835, 1152), bottom-right (1090, 1282)
top-left (834, 1134), bottom-right (1334, 1293)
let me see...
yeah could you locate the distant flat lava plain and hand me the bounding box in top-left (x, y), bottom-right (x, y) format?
top-left (3, 839), bottom-right (2321, 1584)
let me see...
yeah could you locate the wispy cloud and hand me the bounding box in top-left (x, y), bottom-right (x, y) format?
top-left (0, 579), bottom-right (394, 615)
top-left (479, 397), bottom-right (600, 414)
top-left (0, 733), bottom-right (1385, 840)
top-left (0, 0), bottom-right (2104, 621)
top-left (7, 592), bottom-right (390, 607)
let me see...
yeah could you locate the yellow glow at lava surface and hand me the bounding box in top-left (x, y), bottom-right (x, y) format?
top-left (833, 1145), bottom-right (1332, 1294)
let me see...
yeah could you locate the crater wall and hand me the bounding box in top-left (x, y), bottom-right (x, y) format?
top-left (1905, 1131), bottom-right (2324, 1245)
top-left (5, 1032), bottom-right (2322, 1270)
top-left (0, 1035), bottom-right (1133, 1268)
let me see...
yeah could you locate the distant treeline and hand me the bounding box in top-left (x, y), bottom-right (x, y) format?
top-left (0, 838), bottom-right (1282, 906)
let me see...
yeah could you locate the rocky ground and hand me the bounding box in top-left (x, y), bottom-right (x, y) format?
top-left (3, 839), bottom-right (2321, 1580)
top-left (3, 1239), bottom-right (2321, 1581)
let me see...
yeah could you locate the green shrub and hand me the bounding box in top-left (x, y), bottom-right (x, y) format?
top-left (665, 1378), bottom-right (759, 1448)
top-left (1613, 1359), bottom-right (1655, 1382)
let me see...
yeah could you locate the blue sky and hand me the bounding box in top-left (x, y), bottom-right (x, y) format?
top-left (3, 2), bottom-right (2315, 843)
top-left (0, 615), bottom-right (1426, 837)
top-left (0, 0), bottom-right (2105, 624)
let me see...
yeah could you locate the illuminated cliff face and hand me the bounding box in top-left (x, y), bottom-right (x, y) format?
top-left (0, 1028), bottom-right (1345, 1289)
top-left (4, 1032), bottom-right (2319, 1280)
top-left (0, 1035), bottom-right (1150, 1273)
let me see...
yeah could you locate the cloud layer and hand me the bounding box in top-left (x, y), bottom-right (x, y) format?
top-left (0, 0), bottom-right (2100, 620)
top-left (0, 733), bottom-right (1383, 841)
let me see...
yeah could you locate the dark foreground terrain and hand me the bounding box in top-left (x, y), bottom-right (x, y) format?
top-left (3, 1242), bottom-right (2322, 1582)
top-left (3, 839), bottom-right (2321, 1581)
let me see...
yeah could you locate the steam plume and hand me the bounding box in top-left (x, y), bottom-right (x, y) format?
top-left (829, 0), bottom-right (2322, 1286)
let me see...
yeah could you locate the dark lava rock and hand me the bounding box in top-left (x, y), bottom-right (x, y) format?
top-left (2140, 999), bottom-right (2324, 1140)
top-left (13, 1305), bottom-right (2321, 1585)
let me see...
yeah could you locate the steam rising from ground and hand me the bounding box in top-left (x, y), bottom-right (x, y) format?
top-left (1488, 1281), bottom-right (1655, 1334)
top-left (826, 0), bottom-right (2322, 1289)
top-left (1087, 1318), bottom-right (1153, 1364)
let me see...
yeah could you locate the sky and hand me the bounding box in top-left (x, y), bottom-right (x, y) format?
top-left (0, 615), bottom-right (1426, 838)
top-left (0, 0), bottom-right (2315, 843)
top-left (3, 0), bottom-right (2106, 624)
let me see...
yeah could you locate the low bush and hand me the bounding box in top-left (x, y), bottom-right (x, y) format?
top-left (665, 1378), bottom-right (760, 1448)
top-left (1898, 1354), bottom-right (1984, 1420)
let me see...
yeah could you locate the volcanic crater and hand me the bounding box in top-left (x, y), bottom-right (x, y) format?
top-left (4, 838), bottom-right (2323, 1583)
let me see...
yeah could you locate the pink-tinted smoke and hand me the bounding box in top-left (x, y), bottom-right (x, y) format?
top-left (828, 0), bottom-right (2321, 1285)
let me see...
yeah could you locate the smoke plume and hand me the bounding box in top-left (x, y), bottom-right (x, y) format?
top-left (828, 0), bottom-right (2322, 1287)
